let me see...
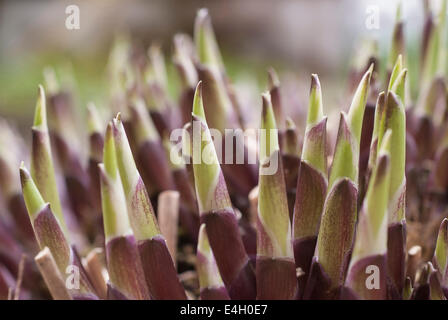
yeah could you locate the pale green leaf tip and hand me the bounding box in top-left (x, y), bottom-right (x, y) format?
top-left (260, 92), bottom-right (279, 158)
top-left (195, 8), bottom-right (223, 70)
top-left (261, 92), bottom-right (277, 131)
top-left (437, 217), bottom-right (448, 242)
top-left (347, 65), bottom-right (372, 140)
top-left (436, 219), bottom-right (448, 268)
top-left (112, 112), bottom-right (123, 136)
top-left (391, 68), bottom-right (407, 101)
top-left (33, 85), bottom-right (47, 128)
top-left (368, 62), bottom-right (374, 74)
top-left (351, 64), bottom-right (372, 112)
top-left (307, 73), bottom-right (324, 126)
top-left (98, 162), bottom-right (130, 239)
top-left (388, 54), bottom-right (403, 90)
top-left (396, 67), bottom-right (408, 82)
top-left (192, 81), bottom-right (206, 122)
top-left (394, 54), bottom-right (403, 71)
top-left (20, 163), bottom-right (45, 218)
top-left (103, 122), bottom-right (118, 178)
top-left (196, 8), bottom-right (210, 28)
top-left (311, 73), bottom-right (321, 90)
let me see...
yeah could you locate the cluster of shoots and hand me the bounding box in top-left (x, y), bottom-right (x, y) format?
top-left (1, 2), bottom-right (448, 300)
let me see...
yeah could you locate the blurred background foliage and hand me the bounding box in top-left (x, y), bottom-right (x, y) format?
top-left (0, 0), bottom-right (433, 132)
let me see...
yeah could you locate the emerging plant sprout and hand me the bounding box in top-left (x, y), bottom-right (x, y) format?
top-left (1, 2), bottom-right (448, 301)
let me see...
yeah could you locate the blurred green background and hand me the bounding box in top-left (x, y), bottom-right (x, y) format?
top-left (0, 0), bottom-right (430, 130)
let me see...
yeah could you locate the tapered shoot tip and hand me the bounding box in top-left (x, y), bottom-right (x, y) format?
top-left (19, 163), bottom-right (30, 185)
top-left (390, 68), bottom-right (407, 102)
top-left (307, 73), bottom-right (324, 126)
top-left (442, 218), bottom-right (448, 227)
top-left (34, 85), bottom-right (47, 128)
top-left (347, 66), bottom-right (372, 142)
top-left (261, 92), bottom-right (275, 127)
top-left (194, 7), bottom-right (224, 72)
top-left (105, 122), bottom-right (113, 141)
top-left (367, 62), bottom-right (374, 75)
top-left (310, 73), bottom-right (321, 90)
top-left (192, 81), bottom-right (206, 121)
top-left (388, 55), bottom-right (403, 91)
top-left (103, 122), bottom-right (118, 178)
top-left (260, 92), bottom-right (279, 158)
top-left (20, 163), bottom-right (46, 219)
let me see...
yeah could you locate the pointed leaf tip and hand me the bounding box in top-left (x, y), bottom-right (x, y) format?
top-left (34, 85), bottom-right (47, 128)
top-left (310, 73), bottom-right (320, 90)
top-left (103, 122), bottom-right (118, 179)
top-left (194, 8), bottom-right (224, 71)
top-left (260, 93), bottom-right (279, 162)
top-left (368, 62), bottom-right (374, 74)
top-left (388, 55), bottom-right (403, 91)
top-left (390, 68), bottom-right (407, 103)
top-left (192, 81), bottom-right (206, 121)
top-left (347, 67), bottom-right (372, 143)
top-left (20, 164), bottom-right (46, 219)
top-left (434, 218), bottom-right (448, 276)
top-left (261, 92), bottom-right (277, 131)
top-left (307, 74), bottom-right (324, 126)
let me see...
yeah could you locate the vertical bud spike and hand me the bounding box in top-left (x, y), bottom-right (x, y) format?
top-left (433, 218), bottom-right (448, 285)
top-left (194, 8), bottom-right (224, 73)
top-left (257, 93), bottom-right (297, 299)
top-left (191, 83), bottom-right (256, 299)
top-left (31, 85), bottom-right (67, 235)
top-left (345, 130), bottom-right (392, 299)
top-left (292, 74), bottom-right (328, 298)
top-left (347, 65), bottom-right (373, 145)
top-left (111, 114), bottom-right (160, 240)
